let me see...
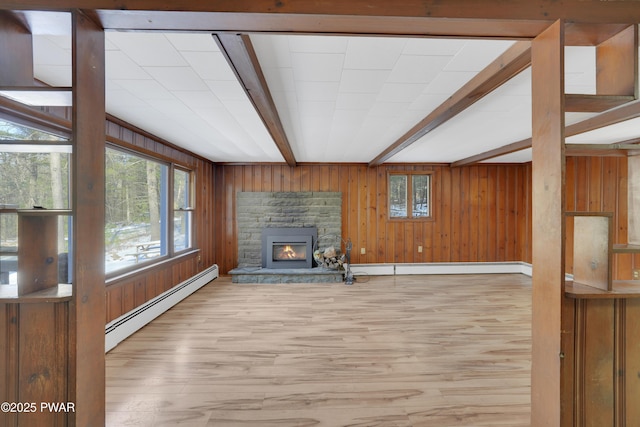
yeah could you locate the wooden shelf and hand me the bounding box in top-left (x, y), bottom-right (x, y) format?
top-left (0, 283), bottom-right (72, 303)
top-left (16, 209), bottom-right (72, 216)
top-left (565, 280), bottom-right (640, 299)
top-left (612, 243), bottom-right (640, 253)
top-left (0, 86), bottom-right (72, 106)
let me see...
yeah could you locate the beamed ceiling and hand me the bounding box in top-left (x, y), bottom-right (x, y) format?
top-left (3, 1), bottom-right (640, 165)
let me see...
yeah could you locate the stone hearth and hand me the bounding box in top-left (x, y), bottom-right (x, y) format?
top-left (229, 267), bottom-right (344, 284)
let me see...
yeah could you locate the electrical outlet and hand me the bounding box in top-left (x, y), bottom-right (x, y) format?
top-left (418, 245), bottom-right (423, 253)
top-left (633, 269), bottom-right (640, 280)
top-left (360, 247), bottom-right (366, 255)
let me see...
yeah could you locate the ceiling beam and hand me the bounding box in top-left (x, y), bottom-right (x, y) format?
top-left (452, 98), bottom-right (640, 166)
top-left (564, 94), bottom-right (635, 113)
top-left (451, 138), bottom-right (532, 167)
top-left (5, 0), bottom-right (640, 23)
top-left (566, 142), bottom-right (640, 157)
top-left (214, 32), bottom-right (296, 167)
top-left (368, 40), bottom-right (531, 166)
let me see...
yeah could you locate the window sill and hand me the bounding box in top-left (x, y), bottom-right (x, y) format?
top-left (106, 248), bottom-right (200, 286)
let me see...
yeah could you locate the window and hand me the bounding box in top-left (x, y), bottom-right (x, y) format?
top-left (389, 172), bottom-right (432, 219)
top-left (105, 146), bottom-right (194, 274)
top-left (173, 167), bottom-right (193, 252)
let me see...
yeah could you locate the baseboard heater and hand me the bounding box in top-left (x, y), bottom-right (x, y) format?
top-left (105, 264), bottom-right (218, 352)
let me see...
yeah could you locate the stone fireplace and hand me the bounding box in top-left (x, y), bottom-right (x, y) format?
top-left (261, 227), bottom-right (317, 269)
top-left (236, 192), bottom-right (342, 269)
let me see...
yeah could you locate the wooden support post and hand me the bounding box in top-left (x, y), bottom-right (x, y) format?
top-left (0, 11), bottom-right (33, 86)
top-left (70, 10), bottom-right (106, 426)
top-left (531, 20), bottom-right (566, 427)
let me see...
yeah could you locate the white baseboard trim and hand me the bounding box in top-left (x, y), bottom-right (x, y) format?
top-left (351, 261), bottom-right (534, 277)
top-left (105, 264), bottom-right (218, 352)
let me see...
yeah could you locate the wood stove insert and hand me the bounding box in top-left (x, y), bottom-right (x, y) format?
top-left (261, 227), bottom-right (317, 269)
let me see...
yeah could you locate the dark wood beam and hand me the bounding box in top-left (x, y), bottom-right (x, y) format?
top-left (368, 41), bottom-right (532, 166)
top-left (214, 32), bottom-right (296, 167)
top-left (4, 0), bottom-right (640, 23)
top-left (0, 11), bottom-right (33, 86)
top-left (453, 98), bottom-right (640, 166)
top-left (70, 9), bottom-right (106, 426)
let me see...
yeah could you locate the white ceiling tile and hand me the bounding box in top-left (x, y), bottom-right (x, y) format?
top-left (113, 79), bottom-right (175, 100)
top-left (107, 32), bottom-right (187, 67)
top-left (339, 69), bottom-right (390, 93)
top-left (262, 67), bottom-right (296, 93)
top-left (291, 53), bottom-right (345, 81)
top-left (205, 79), bottom-right (248, 100)
top-left (567, 117), bottom-right (640, 144)
top-left (377, 83), bottom-right (424, 103)
top-left (387, 55), bottom-right (450, 84)
top-left (105, 88), bottom-right (149, 109)
top-left (343, 37), bottom-right (405, 69)
top-left (172, 90), bottom-right (224, 108)
top-left (250, 34), bottom-right (293, 68)
top-left (165, 32), bottom-right (220, 52)
top-left (408, 92), bottom-right (450, 112)
top-left (298, 101), bottom-right (336, 118)
top-left (33, 65), bottom-right (71, 87)
top-left (144, 67), bottom-right (209, 91)
top-left (181, 51), bottom-right (237, 81)
top-left (445, 40), bottom-right (514, 72)
top-left (288, 35), bottom-right (349, 53)
top-left (33, 36), bottom-right (71, 66)
top-left (368, 102), bottom-right (410, 117)
top-left (295, 81), bottom-right (340, 101)
top-left (424, 71), bottom-right (477, 94)
top-left (106, 51), bottom-right (153, 80)
top-left (402, 38), bottom-right (466, 56)
top-left (336, 93), bottom-right (377, 110)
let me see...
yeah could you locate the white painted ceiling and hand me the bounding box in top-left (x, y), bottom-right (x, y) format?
top-left (21, 13), bottom-right (640, 164)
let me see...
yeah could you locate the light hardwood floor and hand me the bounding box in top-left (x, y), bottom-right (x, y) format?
top-left (106, 274), bottom-right (532, 426)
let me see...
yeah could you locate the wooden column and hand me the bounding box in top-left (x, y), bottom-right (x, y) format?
top-left (0, 11), bottom-right (33, 86)
top-left (70, 10), bottom-right (106, 426)
top-left (530, 20), bottom-right (566, 427)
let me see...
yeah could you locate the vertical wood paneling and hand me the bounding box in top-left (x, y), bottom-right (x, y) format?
top-left (565, 156), bottom-right (629, 280)
top-left (582, 300), bottom-right (615, 425)
top-left (625, 299), bottom-right (640, 425)
top-left (216, 163), bottom-right (533, 273)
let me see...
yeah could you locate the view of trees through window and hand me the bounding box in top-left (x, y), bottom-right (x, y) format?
top-left (389, 173), bottom-right (431, 219)
top-left (0, 119), bottom-right (71, 285)
top-left (1, 119), bottom-right (195, 281)
top-left (105, 147), bottom-right (168, 273)
top-left (173, 168), bottom-right (192, 252)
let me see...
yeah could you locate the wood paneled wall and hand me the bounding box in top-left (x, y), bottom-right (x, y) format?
top-left (104, 120), bottom-right (217, 324)
top-left (565, 156), bottom-right (638, 280)
top-left (214, 163), bottom-right (533, 274)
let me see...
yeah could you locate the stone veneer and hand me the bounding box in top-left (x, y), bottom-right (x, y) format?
top-left (236, 192), bottom-right (342, 268)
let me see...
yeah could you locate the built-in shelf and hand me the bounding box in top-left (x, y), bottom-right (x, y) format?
top-left (16, 209), bottom-right (72, 216)
top-left (0, 283), bottom-right (72, 303)
top-left (565, 280), bottom-right (640, 299)
top-left (0, 86), bottom-right (72, 106)
top-left (612, 243), bottom-right (640, 253)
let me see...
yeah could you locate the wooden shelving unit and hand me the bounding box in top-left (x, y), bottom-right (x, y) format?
top-left (566, 211), bottom-right (640, 299)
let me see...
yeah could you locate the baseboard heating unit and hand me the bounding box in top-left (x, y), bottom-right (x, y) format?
top-left (105, 264), bottom-right (218, 352)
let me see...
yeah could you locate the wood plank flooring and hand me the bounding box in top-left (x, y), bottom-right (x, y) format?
top-left (105, 274), bottom-right (532, 426)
